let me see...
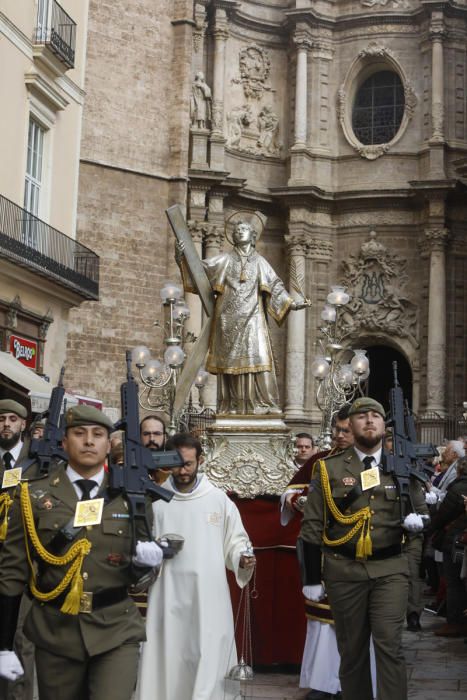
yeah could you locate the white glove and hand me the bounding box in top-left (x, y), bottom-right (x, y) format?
top-left (132, 541), bottom-right (164, 568)
top-left (425, 491), bottom-right (438, 505)
top-left (302, 584), bottom-right (325, 602)
top-left (402, 513), bottom-right (425, 532)
top-left (0, 651), bottom-right (24, 681)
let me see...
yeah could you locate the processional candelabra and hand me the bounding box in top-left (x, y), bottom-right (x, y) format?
top-left (311, 285), bottom-right (370, 449)
top-left (131, 281), bottom-right (209, 435)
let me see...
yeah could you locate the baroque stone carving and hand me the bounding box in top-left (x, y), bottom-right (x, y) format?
top-left (356, 144), bottom-right (390, 160)
top-left (257, 106), bottom-right (280, 156)
top-left (339, 231), bottom-right (419, 347)
top-left (211, 99), bottom-right (223, 131)
top-left (226, 103), bottom-right (282, 157)
top-left (358, 42), bottom-right (397, 60)
top-left (233, 44), bottom-right (272, 100)
top-left (226, 104), bottom-right (253, 148)
top-left (424, 227), bottom-right (449, 252)
top-left (361, 0), bottom-right (409, 7)
top-left (338, 43), bottom-right (417, 160)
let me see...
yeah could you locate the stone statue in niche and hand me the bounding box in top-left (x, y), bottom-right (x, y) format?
top-left (190, 72), bottom-right (212, 129)
top-left (257, 106), bottom-right (280, 156)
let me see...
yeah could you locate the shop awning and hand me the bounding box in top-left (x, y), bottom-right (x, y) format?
top-left (0, 351), bottom-right (80, 412)
top-left (0, 351), bottom-right (53, 394)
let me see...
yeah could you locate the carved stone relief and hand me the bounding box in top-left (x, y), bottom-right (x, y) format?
top-left (233, 44), bottom-right (272, 100)
top-left (226, 103), bottom-right (282, 157)
top-left (339, 231), bottom-right (419, 347)
top-left (361, 0), bottom-right (410, 7)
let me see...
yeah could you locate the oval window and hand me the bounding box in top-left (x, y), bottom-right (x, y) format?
top-left (352, 70), bottom-right (405, 145)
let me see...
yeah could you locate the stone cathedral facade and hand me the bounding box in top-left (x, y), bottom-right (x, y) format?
top-left (65, 0), bottom-right (467, 435)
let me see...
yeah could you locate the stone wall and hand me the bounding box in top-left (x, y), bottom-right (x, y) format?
top-left (65, 0), bottom-right (193, 407)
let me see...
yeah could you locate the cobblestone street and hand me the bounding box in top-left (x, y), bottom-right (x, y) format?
top-left (239, 612), bottom-right (467, 699)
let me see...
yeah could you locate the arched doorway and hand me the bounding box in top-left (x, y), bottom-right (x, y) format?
top-left (365, 345), bottom-right (412, 412)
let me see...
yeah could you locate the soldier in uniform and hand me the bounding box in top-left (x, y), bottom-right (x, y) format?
top-left (0, 400), bottom-right (30, 481)
top-left (300, 398), bottom-right (427, 700)
top-left (0, 399), bottom-right (35, 700)
top-left (0, 405), bottom-right (163, 700)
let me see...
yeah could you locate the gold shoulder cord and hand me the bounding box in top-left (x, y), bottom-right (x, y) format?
top-left (20, 482), bottom-right (91, 615)
top-left (319, 459), bottom-right (373, 559)
top-left (0, 491), bottom-right (14, 541)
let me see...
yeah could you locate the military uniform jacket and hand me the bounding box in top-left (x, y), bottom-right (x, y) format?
top-left (300, 447), bottom-right (427, 582)
top-left (0, 465), bottom-right (150, 660)
top-left (0, 438), bottom-right (31, 486)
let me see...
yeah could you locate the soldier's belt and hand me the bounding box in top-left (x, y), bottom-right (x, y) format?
top-left (33, 586), bottom-right (128, 613)
top-left (324, 543), bottom-right (402, 561)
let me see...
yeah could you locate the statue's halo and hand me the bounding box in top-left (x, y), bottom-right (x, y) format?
top-left (225, 210), bottom-right (266, 247)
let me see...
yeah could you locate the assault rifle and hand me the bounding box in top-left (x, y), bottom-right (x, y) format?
top-left (21, 367), bottom-right (67, 475)
top-left (384, 361), bottom-right (436, 517)
top-left (108, 352), bottom-right (184, 545)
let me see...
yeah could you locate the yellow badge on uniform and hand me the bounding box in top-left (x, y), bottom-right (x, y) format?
top-left (74, 498), bottom-right (104, 527)
top-left (2, 467), bottom-right (22, 489)
top-left (361, 467), bottom-right (380, 491)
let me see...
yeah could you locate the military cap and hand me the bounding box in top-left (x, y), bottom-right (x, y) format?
top-left (0, 399), bottom-right (28, 419)
top-left (65, 405), bottom-right (114, 432)
top-left (348, 397), bottom-right (386, 419)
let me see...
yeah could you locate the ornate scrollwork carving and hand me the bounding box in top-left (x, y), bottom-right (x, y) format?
top-left (233, 44), bottom-right (272, 100)
top-left (203, 434), bottom-right (295, 497)
top-left (356, 143), bottom-right (390, 160)
top-left (361, 0), bottom-right (409, 8)
top-left (339, 231), bottom-right (419, 347)
top-left (338, 43), bottom-right (417, 160)
top-left (424, 227), bottom-right (449, 252)
top-left (358, 42), bottom-right (397, 60)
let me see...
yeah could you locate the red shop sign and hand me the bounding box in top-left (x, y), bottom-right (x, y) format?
top-left (10, 335), bottom-right (38, 370)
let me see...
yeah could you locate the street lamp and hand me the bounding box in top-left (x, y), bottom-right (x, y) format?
top-left (311, 285), bottom-right (370, 449)
top-left (131, 281), bottom-right (202, 434)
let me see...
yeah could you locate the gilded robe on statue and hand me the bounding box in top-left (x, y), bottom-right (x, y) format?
top-left (181, 245), bottom-right (293, 414)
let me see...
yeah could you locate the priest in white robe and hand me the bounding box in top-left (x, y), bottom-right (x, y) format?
top-left (136, 434), bottom-right (255, 700)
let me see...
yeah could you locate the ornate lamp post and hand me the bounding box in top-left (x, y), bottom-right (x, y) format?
top-left (311, 285), bottom-right (370, 449)
top-left (131, 281), bottom-right (209, 434)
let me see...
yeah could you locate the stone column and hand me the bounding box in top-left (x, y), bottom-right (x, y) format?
top-left (305, 235), bottom-right (334, 430)
top-left (192, 3), bottom-right (207, 74)
top-left (430, 12), bottom-right (446, 142)
top-left (424, 226), bottom-right (449, 415)
top-left (428, 12), bottom-right (446, 178)
top-left (210, 9), bottom-right (228, 170)
top-left (284, 234), bottom-right (307, 419)
top-left (293, 36), bottom-right (312, 147)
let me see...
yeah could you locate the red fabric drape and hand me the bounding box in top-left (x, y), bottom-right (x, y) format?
top-left (228, 495), bottom-right (306, 665)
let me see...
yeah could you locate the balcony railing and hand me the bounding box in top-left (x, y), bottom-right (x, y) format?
top-left (35, 0), bottom-right (76, 68)
top-left (0, 195), bottom-right (99, 300)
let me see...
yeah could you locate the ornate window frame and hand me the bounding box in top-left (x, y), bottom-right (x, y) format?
top-left (337, 42), bottom-right (417, 160)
